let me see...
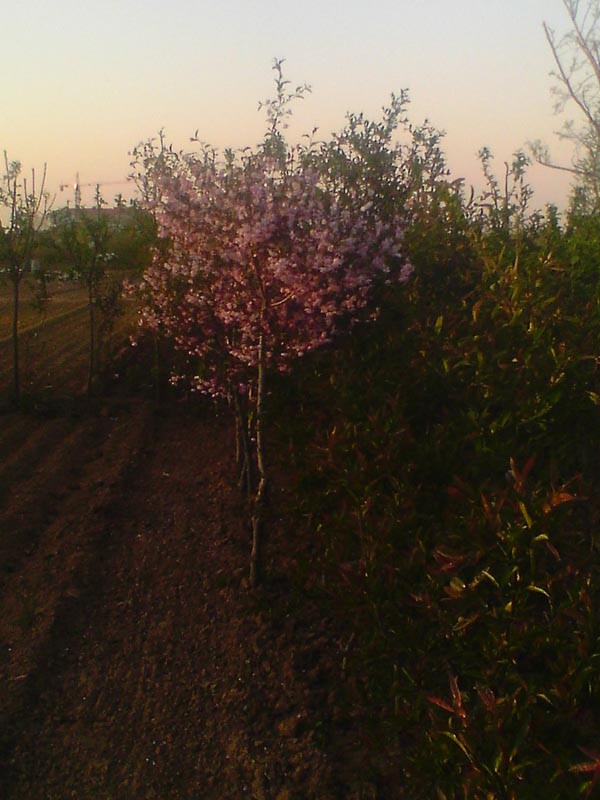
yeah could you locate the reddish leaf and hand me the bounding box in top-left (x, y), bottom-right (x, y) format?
top-left (480, 493), bottom-right (497, 527)
top-left (426, 695), bottom-right (455, 714)
top-left (433, 547), bottom-right (468, 572)
top-left (570, 747), bottom-right (600, 798)
top-left (520, 452), bottom-right (537, 483)
top-left (543, 491), bottom-right (578, 514)
top-left (510, 453), bottom-right (536, 493)
top-left (449, 674), bottom-right (467, 720)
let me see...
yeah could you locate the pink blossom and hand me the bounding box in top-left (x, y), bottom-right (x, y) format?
top-left (136, 145), bottom-right (411, 398)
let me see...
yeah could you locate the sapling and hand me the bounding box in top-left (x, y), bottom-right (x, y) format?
top-left (51, 194), bottom-right (113, 396)
top-left (134, 62), bottom-right (413, 585)
top-left (0, 152), bottom-right (50, 404)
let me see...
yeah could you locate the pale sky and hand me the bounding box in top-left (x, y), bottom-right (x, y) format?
top-left (1, 0), bottom-right (580, 210)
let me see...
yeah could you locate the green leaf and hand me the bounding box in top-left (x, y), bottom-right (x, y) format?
top-left (494, 749), bottom-right (505, 773)
top-left (440, 732), bottom-right (475, 765)
top-left (448, 576), bottom-right (466, 595)
top-left (536, 693), bottom-right (554, 706)
top-left (480, 569), bottom-right (500, 588)
top-left (518, 501), bottom-right (533, 528)
top-left (527, 584), bottom-right (551, 600)
top-left (509, 715), bottom-right (531, 763)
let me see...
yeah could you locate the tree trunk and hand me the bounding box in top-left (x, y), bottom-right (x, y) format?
top-left (87, 271), bottom-right (95, 397)
top-left (234, 393), bottom-right (254, 497)
top-left (153, 331), bottom-right (161, 405)
top-left (249, 334), bottom-right (267, 588)
top-left (12, 272), bottom-right (21, 405)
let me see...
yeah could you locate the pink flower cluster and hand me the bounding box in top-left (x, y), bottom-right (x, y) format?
top-left (138, 149), bottom-right (411, 397)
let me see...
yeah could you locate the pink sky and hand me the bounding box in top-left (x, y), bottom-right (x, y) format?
top-left (2, 0), bottom-right (578, 210)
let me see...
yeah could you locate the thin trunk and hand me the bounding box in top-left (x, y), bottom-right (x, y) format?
top-left (234, 403), bottom-right (241, 465)
top-left (153, 331), bottom-right (161, 405)
top-left (12, 272), bottom-right (20, 405)
top-left (250, 334), bottom-right (267, 588)
top-left (234, 393), bottom-right (254, 497)
top-left (87, 270), bottom-right (95, 397)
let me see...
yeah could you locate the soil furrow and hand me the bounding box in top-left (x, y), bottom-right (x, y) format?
top-left (0, 307), bottom-right (89, 389)
top-left (0, 413), bottom-right (88, 488)
top-left (0, 414), bottom-right (106, 584)
top-left (0, 406), bottom-right (345, 799)
top-left (0, 402), bottom-right (155, 793)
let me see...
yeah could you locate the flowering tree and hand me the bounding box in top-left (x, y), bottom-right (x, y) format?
top-left (134, 65), bottom-right (413, 585)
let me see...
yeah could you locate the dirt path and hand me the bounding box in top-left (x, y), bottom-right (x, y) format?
top-left (0, 401), bottom-right (375, 799)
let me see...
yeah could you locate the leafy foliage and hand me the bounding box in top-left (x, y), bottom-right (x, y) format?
top-left (273, 148), bottom-right (600, 797)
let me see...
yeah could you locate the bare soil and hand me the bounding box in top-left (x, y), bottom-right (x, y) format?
top-left (0, 275), bottom-right (137, 401)
top-left (0, 385), bottom-right (386, 799)
top-left (0, 279), bottom-right (88, 341)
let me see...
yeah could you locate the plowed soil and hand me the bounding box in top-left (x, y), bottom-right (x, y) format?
top-left (0, 388), bottom-right (385, 799)
top-left (0, 276), bottom-right (136, 402)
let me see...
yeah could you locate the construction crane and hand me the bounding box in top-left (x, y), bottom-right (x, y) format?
top-left (59, 172), bottom-right (129, 208)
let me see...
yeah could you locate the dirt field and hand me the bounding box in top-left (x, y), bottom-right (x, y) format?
top-left (0, 297), bottom-right (385, 798)
top-left (0, 275), bottom-right (137, 401)
top-left (0, 277), bottom-right (88, 338)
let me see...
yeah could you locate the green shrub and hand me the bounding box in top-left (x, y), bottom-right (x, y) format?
top-left (273, 195), bottom-right (600, 797)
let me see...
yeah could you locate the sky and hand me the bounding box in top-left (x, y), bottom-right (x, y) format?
top-left (1, 0), bottom-right (580, 210)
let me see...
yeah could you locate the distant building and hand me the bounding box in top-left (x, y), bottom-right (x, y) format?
top-left (49, 204), bottom-right (138, 232)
